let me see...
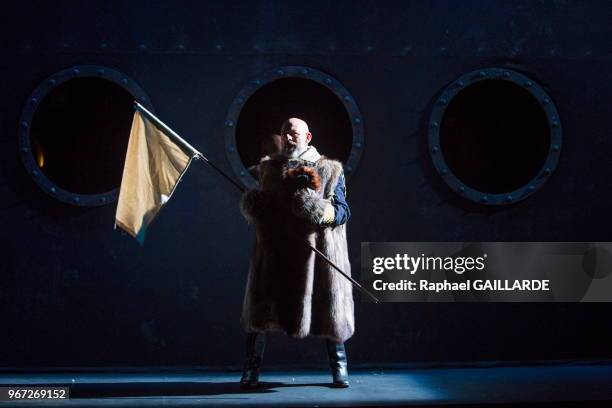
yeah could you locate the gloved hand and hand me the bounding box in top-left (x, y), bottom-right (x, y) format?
top-left (295, 174), bottom-right (311, 190)
top-left (283, 166), bottom-right (321, 193)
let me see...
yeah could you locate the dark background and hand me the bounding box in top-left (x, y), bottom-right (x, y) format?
top-left (1, 0), bottom-right (612, 368)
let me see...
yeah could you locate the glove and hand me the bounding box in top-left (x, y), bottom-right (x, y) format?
top-left (284, 166), bottom-right (321, 192)
top-left (295, 174), bottom-right (311, 189)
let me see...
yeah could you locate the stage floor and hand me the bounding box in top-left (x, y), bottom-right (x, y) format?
top-left (1, 362), bottom-right (611, 407)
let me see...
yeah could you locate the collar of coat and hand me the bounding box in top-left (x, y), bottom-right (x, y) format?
top-left (295, 145), bottom-right (321, 164)
top-left (259, 146), bottom-right (322, 165)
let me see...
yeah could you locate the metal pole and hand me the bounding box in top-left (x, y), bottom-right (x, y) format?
top-left (135, 102), bottom-right (201, 158)
top-left (133, 101), bottom-right (379, 303)
top-left (135, 102), bottom-right (246, 193)
top-left (308, 243), bottom-right (379, 303)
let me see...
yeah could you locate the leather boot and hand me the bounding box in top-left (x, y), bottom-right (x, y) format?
top-left (240, 332), bottom-right (266, 389)
top-left (325, 339), bottom-right (349, 388)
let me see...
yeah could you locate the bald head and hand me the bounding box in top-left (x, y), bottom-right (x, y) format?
top-left (282, 118), bottom-right (309, 134)
top-left (280, 117), bottom-right (312, 158)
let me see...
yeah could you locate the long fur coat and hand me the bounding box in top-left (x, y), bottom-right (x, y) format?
top-left (239, 154), bottom-right (355, 343)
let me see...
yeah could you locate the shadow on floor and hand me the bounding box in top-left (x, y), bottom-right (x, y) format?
top-left (69, 381), bottom-right (341, 398)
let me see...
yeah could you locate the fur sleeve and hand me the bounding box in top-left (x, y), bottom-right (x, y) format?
top-left (240, 189), bottom-right (271, 225)
top-left (292, 189), bottom-right (335, 225)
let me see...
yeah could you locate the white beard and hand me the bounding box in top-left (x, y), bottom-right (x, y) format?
top-left (284, 144), bottom-right (307, 158)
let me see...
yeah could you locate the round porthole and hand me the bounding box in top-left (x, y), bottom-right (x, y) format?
top-left (225, 66), bottom-right (364, 188)
top-left (19, 66), bottom-right (153, 206)
top-left (429, 68), bottom-right (561, 205)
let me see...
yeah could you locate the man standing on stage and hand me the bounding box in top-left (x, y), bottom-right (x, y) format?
top-left (239, 118), bottom-right (354, 388)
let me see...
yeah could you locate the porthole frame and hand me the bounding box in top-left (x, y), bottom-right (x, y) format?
top-left (428, 68), bottom-right (562, 205)
top-left (224, 66), bottom-right (365, 189)
top-left (18, 65), bottom-right (153, 206)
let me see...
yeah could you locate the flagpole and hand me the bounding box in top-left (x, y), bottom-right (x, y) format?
top-left (135, 102), bottom-right (200, 158)
top-left (133, 101), bottom-right (379, 303)
top-left (135, 102), bottom-right (246, 192)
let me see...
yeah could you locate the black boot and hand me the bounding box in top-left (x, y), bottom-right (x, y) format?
top-left (240, 332), bottom-right (266, 389)
top-left (325, 339), bottom-right (349, 388)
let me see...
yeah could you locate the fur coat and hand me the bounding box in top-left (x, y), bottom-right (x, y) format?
top-left (239, 152), bottom-right (355, 343)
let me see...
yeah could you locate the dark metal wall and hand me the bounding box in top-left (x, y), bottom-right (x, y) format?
top-left (2, 0), bottom-right (612, 368)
